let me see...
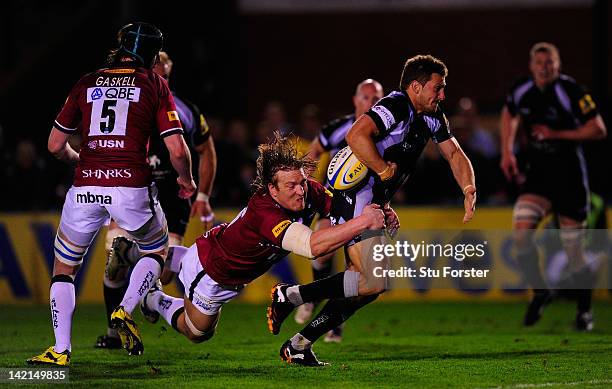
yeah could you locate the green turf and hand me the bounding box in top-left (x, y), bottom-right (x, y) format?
top-left (0, 301), bottom-right (610, 388)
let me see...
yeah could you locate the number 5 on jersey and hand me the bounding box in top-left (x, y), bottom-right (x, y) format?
top-left (86, 87), bottom-right (141, 136)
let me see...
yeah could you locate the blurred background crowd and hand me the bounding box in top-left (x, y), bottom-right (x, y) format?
top-left (0, 0), bottom-right (609, 211)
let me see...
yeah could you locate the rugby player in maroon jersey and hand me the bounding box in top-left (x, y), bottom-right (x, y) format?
top-left (27, 22), bottom-right (196, 366)
top-left (138, 132), bottom-right (388, 366)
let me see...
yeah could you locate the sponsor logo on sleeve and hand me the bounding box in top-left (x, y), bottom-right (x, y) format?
top-left (167, 111), bottom-right (179, 122)
top-left (272, 220), bottom-right (292, 238)
top-left (578, 94), bottom-right (596, 115)
top-left (371, 105), bottom-right (395, 129)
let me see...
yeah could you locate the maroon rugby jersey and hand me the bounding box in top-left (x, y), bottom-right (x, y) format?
top-left (197, 179), bottom-right (332, 285)
top-left (54, 65), bottom-right (183, 187)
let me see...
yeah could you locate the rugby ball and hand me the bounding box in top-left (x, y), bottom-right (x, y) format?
top-left (327, 146), bottom-right (369, 190)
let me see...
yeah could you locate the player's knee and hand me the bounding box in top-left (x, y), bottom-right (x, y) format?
top-left (513, 201), bottom-right (545, 230)
top-left (359, 285), bottom-right (386, 296)
top-left (188, 328), bottom-right (215, 344)
top-left (356, 269), bottom-right (386, 296)
top-left (183, 310), bottom-right (215, 343)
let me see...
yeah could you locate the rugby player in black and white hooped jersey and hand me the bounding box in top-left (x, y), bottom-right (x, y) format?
top-left (27, 23), bottom-right (196, 366)
top-left (94, 51), bottom-right (218, 350)
top-left (294, 79), bottom-right (383, 343)
top-left (267, 55), bottom-right (477, 366)
top-left (500, 42), bottom-right (606, 330)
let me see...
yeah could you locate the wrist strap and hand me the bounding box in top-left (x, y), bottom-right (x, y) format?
top-left (377, 164), bottom-right (393, 181)
top-left (196, 192), bottom-right (209, 202)
top-left (463, 185), bottom-right (475, 194)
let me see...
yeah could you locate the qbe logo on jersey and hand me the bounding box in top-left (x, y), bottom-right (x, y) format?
top-left (87, 87), bottom-right (141, 136)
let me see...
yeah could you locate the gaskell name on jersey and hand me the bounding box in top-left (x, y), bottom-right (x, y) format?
top-left (95, 76), bottom-right (136, 87)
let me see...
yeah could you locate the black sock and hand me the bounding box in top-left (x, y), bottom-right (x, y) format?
top-left (516, 246), bottom-right (548, 290)
top-left (103, 283), bottom-right (127, 329)
top-left (312, 260), bottom-right (333, 282)
top-left (300, 294), bottom-right (379, 342)
top-left (298, 272), bottom-right (347, 303)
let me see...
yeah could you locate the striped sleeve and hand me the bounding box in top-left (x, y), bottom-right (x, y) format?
top-left (365, 91), bottom-right (410, 136)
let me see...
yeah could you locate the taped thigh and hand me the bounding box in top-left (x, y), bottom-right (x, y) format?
top-left (513, 200), bottom-right (547, 226)
top-left (184, 309), bottom-right (216, 340)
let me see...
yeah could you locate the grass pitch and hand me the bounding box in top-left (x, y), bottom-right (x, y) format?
top-left (1, 301), bottom-right (610, 388)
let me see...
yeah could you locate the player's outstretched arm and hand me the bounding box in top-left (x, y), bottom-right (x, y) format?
top-left (164, 133), bottom-right (196, 199)
top-left (282, 204), bottom-right (385, 258)
top-left (499, 107), bottom-right (521, 181)
top-left (191, 137), bottom-right (217, 230)
top-left (346, 115), bottom-right (396, 181)
top-left (532, 115), bottom-right (607, 141)
top-left (48, 127), bottom-right (79, 163)
top-left (438, 138), bottom-right (476, 223)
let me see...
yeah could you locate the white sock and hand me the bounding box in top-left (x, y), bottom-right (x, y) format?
top-left (290, 333), bottom-right (312, 351)
top-left (50, 281), bottom-right (75, 353)
top-left (120, 256), bottom-right (162, 313)
top-left (146, 290), bottom-right (184, 326)
top-left (167, 246), bottom-right (188, 274)
top-left (286, 285), bottom-right (303, 306)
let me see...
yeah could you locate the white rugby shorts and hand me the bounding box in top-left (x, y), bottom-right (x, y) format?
top-left (58, 185), bottom-right (167, 258)
top-left (179, 244), bottom-right (242, 316)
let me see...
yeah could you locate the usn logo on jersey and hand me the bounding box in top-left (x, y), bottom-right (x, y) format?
top-left (87, 139), bottom-right (125, 149)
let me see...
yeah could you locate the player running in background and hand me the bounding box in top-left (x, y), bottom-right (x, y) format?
top-left (95, 51), bottom-right (217, 349)
top-left (499, 42), bottom-right (606, 330)
top-left (268, 55), bottom-right (477, 366)
top-left (138, 132), bottom-right (387, 366)
top-left (27, 22), bottom-right (196, 366)
top-left (295, 79), bottom-right (383, 343)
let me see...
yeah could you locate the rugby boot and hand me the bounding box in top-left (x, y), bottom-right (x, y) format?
top-left (106, 236), bottom-right (135, 280)
top-left (110, 306), bottom-right (144, 356)
top-left (267, 283), bottom-right (295, 335)
top-left (27, 346), bottom-right (71, 366)
top-left (523, 289), bottom-right (554, 326)
top-left (279, 340), bottom-right (329, 367)
top-left (575, 310), bottom-right (594, 332)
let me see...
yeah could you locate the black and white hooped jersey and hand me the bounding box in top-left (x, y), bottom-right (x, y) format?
top-left (505, 74), bottom-right (599, 156)
top-left (318, 114), bottom-right (355, 158)
top-left (363, 90), bottom-right (453, 204)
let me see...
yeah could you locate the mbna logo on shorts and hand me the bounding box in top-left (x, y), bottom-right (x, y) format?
top-left (75, 191), bottom-right (112, 204)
